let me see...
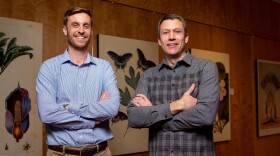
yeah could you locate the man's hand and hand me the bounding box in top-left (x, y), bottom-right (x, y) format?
top-left (99, 90), bottom-right (109, 101)
top-left (95, 90), bottom-right (110, 125)
top-left (131, 94), bottom-right (152, 107)
top-left (170, 84), bottom-right (197, 115)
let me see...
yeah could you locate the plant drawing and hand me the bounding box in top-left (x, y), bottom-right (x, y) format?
top-left (213, 62), bottom-right (230, 133)
top-left (0, 32), bottom-right (33, 75)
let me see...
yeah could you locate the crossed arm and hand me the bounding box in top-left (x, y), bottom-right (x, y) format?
top-left (132, 84), bottom-right (197, 115)
top-left (36, 62), bottom-right (119, 130)
top-left (127, 62), bottom-right (219, 131)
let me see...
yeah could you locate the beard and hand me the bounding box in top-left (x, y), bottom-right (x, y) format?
top-left (67, 34), bottom-right (91, 51)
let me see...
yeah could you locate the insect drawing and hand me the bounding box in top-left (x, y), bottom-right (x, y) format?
top-left (107, 51), bottom-right (132, 71)
top-left (136, 48), bottom-right (156, 71)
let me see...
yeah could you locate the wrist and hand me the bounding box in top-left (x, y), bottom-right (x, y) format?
top-left (170, 100), bottom-right (183, 115)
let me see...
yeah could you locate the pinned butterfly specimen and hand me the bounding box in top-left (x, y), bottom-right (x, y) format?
top-left (136, 48), bottom-right (156, 71)
top-left (107, 51), bottom-right (132, 71)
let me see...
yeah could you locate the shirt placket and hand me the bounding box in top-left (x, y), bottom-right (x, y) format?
top-left (76, 65), bottom-right (86, 144)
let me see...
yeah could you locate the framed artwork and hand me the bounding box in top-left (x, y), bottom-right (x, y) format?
top-left (98, 34), bottom-right (159, 155)
top-left (256, 59), bottom-right (280, 137)
top-left (191, 48), bottom-right (231, 142)
top-left (0, 17), bottom-right (42, 155)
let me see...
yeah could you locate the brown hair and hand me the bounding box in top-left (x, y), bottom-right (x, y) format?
top-left (157, 14), bottom-right (188, 38)
top-left (63, 7), bottom-right (92, 26)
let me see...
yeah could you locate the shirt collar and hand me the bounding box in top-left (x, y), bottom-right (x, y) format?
top-left (159, 51), bottom-right (192, 70)
top-left (60, 49), bottom-right (96, 65)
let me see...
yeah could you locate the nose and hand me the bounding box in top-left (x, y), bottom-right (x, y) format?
top-left (78, 26), bottom-right (85, 34)
top-left (168, 32), bottom-right (175, 40)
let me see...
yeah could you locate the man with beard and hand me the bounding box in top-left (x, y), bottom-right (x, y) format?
top-left (36, 7), bottom-right (120, 156)
top-left (127, 14), bottom-right (220, 156)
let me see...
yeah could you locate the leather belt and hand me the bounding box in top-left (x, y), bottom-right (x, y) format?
top-left (48, 141), bottom-right (107, 156)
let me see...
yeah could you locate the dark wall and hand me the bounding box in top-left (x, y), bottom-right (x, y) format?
top-left (1, 0), bottom-right (279, 156)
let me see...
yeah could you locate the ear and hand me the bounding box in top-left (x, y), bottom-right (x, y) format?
top-left (158, 38), bottom-right (162, 46)
top-left (185, 34), bottom-right (189, 44)
top-left (63, 25), bottom-right (67, 36)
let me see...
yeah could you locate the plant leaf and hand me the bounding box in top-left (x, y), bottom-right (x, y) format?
top-left (119, 87), bottom-right (131, 106)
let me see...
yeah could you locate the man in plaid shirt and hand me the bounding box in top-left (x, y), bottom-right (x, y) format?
top-left (127, 14), bottom-right (220, 156)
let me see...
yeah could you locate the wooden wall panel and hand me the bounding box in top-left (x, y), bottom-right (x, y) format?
top-left (106, 0), bottom-right (253, 36)
top-left (1, 0), bottom-right (280, 156)
top-left (251, 0), bottom-right (280, 41)
top-left (189, 23), bottom-right (255, 156)
top-left (107, 0), bottom-right (280, 42)
top-left (251, 37), bottom-right (280, 156)
top-left (92, 0), bottom-right (162, 56)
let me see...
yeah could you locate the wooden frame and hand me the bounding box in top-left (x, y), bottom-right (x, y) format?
top-left (256, 59), bottom-right (280, 137)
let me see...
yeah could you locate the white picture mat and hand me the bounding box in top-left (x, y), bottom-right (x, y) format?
top-left (98, 34), bottom-right (159, 155)
top-left (0, 17), bottom-right (42, 156)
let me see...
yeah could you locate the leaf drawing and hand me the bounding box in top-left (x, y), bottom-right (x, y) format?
top-left (0, 32), bottom-right (33, 75)
top-left (111, 66), bottom-right (140, 126)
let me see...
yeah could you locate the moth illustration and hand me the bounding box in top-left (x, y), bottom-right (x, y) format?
top-left (136, 48), bottom-right (156, 71)
top-left (107, 51), bottom-right (132, 71)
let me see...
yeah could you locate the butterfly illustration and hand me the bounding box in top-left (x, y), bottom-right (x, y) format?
top-left (136, 48), bottom-right (156, 71)
top-left (107, 51), bottom-right (132, 71)
top-left (111, 111), bottom-right (128, 124)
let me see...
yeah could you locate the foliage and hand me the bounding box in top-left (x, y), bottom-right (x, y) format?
top-left (119, 66), bottom-right (140, 106)
top-left (0, 32), bottom-right (33, 75)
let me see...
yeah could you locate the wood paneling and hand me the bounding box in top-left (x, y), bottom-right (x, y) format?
top-left (251, 37), bottom-right (280, 156)
top-left (1, 0), bottom-right (280, 156)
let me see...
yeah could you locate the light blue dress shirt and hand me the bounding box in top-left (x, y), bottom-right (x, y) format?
top-left (36, 50), bottom-right (120, 146)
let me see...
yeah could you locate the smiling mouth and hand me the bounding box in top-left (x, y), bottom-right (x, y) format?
top-left (76, 36), bottom-right (86, 39)
top-left (167, 43), bottom-right (178, 48)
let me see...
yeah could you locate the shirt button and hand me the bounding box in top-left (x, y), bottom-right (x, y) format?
top-left (79, 84), bottom-right (82, 87)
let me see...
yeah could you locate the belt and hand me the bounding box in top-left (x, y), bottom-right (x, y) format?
top-left (48, 141), bottom-right (107, 156)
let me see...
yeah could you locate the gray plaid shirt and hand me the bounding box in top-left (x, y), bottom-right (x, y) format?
top-left (127, 51), bottom-right (220, 156)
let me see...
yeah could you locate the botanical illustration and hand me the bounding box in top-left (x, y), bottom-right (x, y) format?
top-left (0, 17), bottom-right (42, 155)
top-left (98, 34), bottom-right (158, 155)
top-left (107, 48), bottom-right (155, 127)
top-left (260, 72), bottom-right (280, 124)
top-left (0, 31), bottom-right (33, 143)
top-left (213, 62), bottom-right (230, 133)
top-left (257, 59), bottom-right (280, 137)
top-left (0, 32), bottom-right (33, 75)
top-left (5, 83), bottom-right (31, 142)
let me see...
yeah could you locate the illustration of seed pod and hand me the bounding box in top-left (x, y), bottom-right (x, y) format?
top-left (5, 83), bottom-right (31, 142)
